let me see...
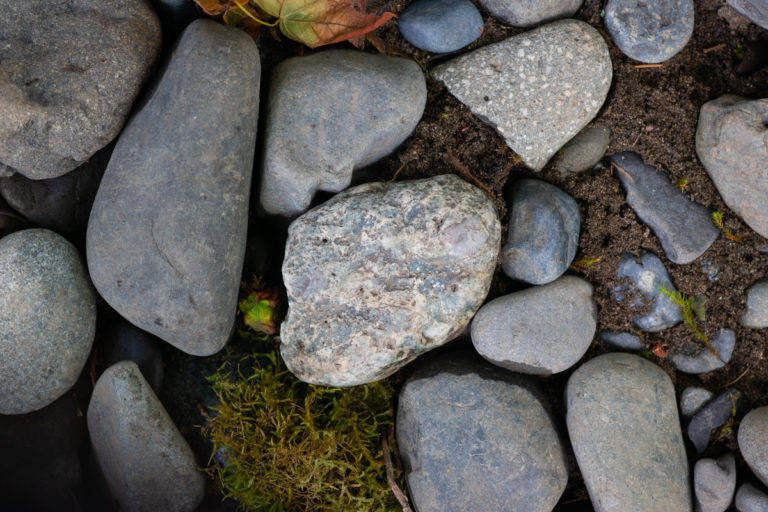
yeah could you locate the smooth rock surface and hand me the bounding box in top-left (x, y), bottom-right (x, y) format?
top-left (471, 276), bottom-right (597, 374)
top-left (736, 483), bottom-right (768, 512)
top-left (260, 50), bottom-right (426, 217)
top-left (281, 174), bottom-right (500, 386)
top-left (670, 329), bottom-right (736, 374)
top-left (554, 126), bottom-right (610, 174)
top-left (0, 0), bottom-right (160, 179)
top-left (566, 353), bottom-right (691, 512)
top-left (88, 361), bottom-right (204, 512)
top-left (688, 389), bottom-right (742, 453)
top-left (697, 95), bottom-right (768, 239)
top-left (599, 330), bottom-right (643, 351)
top-left (680, 387), bottom-right (715, 419)
top-left (477, 0), bottom-right (582, 27)
top-left (502, 179), bottom-right (580, 284)
top-left (102, 319), bottom-right (164, 393)
top-left (741, 278), bottom-right (768, 328)
top-left (728, 0), bottom-right (768, 29)
top-left (87, 20), bottom-right (260, 356)
top-left (739, 406), bottom-right (768, 488)
top-left (432, 19), bottom-right (611, 171)
top-left (0, 229), bottom-right (96, 414)
top-left (398, 0), bottom-right (484, 53)
top-left (609, 152), bottom-right (718, 264)
top-left (397, 353), bottom-right (567, 512)
top-left (694, 454), bottom-right (736, 512)
top-left (605, 0), bottom-right (694, 63)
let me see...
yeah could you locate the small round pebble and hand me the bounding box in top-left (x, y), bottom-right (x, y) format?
top-left (694, 454), bottom-right (736, 512)
top-left (554, 126), bottom-right (610, 174)
top-left (398, 0), bottom-right (484, 53)
top-left (680, 387), bottom-right (714, 419)
top-left (741, 278), bottom-right (768, 328)
top-left (736, 483), bottom-right (768, 512)
top-left (599, 330), bottom-right (643, 351)
top-left (688, 389), bottom-right (741, 454)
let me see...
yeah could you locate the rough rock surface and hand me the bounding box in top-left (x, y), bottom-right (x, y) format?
top-left (739, 406), bottom-right (768, 488)
top-left (736, 483), bottom-right (768, 511)
top-left (0, 229), bottom-right (96, 415)
top-left (0, 0), bottom-right (160, 179)
top-left (680, 386), bottom-right (714, 419)
top-left (281, 175), bottom-right (501, 386)
top-left (397, 353), bottom-right (567, 512)
top-left (554, 126), bottom-right (610, 174)
top-left (476, 0), bottom-right (582, 27)
top-left (566, 353), bottom-right (691, 512)
top-left (741, 278), bottom-right (768, 328)
top-left (694, 454), bottom-right (737, 512)
top-left (87, 361), bottom-right (204, 512)
top-left (688, 389), bottom-right (742, 453)
top-left (599, 330), bottom-right (643, 351)
top-left (670, 329), bottom-right (735, 374)
top-left (398, 0), bottom-right (484, 53)
top-left (432, 20), bottom-right (611, 171)
top-left (697, 95), bottom-right (768, 239)
top-left (259, 50), bottom-right (426, 217)
top-left (471, 276), bottom-right (597, 375)
top-left (728, 0), bottom-right (768, 29)
top-left (87, 20), bottom-right (260, 356)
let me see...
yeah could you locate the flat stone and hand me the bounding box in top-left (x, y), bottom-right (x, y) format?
top-left (0, 0), bottom-right (160, 179)
top-left (741, 278), bottom-right (768, 328)
top-left (502, 179), bottom-right (580, 284)
top-left (670, 329), bottom-right (736, 374)
top-left (86, 20), bottom-right (260, 356)
top-left (281, 174), bottom-right (500, 386)
top-left (688, 389), bottom-right (742, 453)
top-left (87, 361), bottom-right (205, 512)
top-left (471, 275), bottom-right (597, 374)
top-left (101, 319), bottom-right (164, 393)
top-left (694, 454), bottom-right (737, 512)
top-left (566, 353), bottom-right (691, 512)
top-left (259, 50), bottom-right (426, 217)
top-left (599, 330), bottom-right (643, 351)
top-left (0, 229), bottom-right (96, 414)
top-left (736, 483), bottom-right (768, 512)
top-left (609, 152), bottom-right (718, 264)
top-left (399, 0), bottom-right (484, 53)
top-left (605, 0), bottom-right (694, 63)
top-left (739, 406), bottom-right (768, 488)
top-left (697, 95), bottom-right (768, 239)
top-left (432, 19), bottom-right (611, 171)
top-left (397, 352), bottom-right (567, 512)
top-left (728, 0), bottom-right (768, 29)
top-left (680, 386), bottom-right (715, 419)
top-left (476, 0), bottom-right (582, 27)
top-left (554, 126), bottom-right (611, 174)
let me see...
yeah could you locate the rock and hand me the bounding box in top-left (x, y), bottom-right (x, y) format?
top-left (566, 353), bottom-right (691, 512)
top-left (697, 95), bottom-right (768, 239)
top-left (281, 174), bottom-right (500, 386)
top-left (739, 406), bottom-right (768, 488)
top-left (0, 0), bottom-right (160, 179)
top-left (599, 330), bottom-right (643, 351)
top-left (741, 278), bottom-right (768, 328)
top-left (720, 4), bottom-right (755, 31)
top-left (615, 252), bottom-right (683, 332)
top-left (605, 0), bottom-right (694, 63)
top-left (259, 50), bottom-right (426, 217)
top-left (728, 0), bottom-right (768, 29)
top-left (87, 361), bottom-right (205, 512)
top-left (680, 387), bottom-right (715, 419)
top-left (670, 329), bottom-right (736, 374)
top-left (397, 352), bottom-right (567, 512)
top-left (471, 276), bottom-right (596, 374)
top-left (149, 0), bottom-right (201, 45)
top-left (688, 389), bottom-right (741, 453)
top-left (86, 20), bottom-right (260, 357)
top-left (609, 152), bottom-right (718, 264)
top-left (432, 19), bottom-right (611, 171)
top-left (101, 319), bottom-right (164, 393)
top-left (0, 229), bottom-right (96, 414)
top-left (476, 0), bottom-right (582, 27)
top-left (736, 483), bottom-right (768, 512)
top-left (700, 257), bottom-right (720, 281)
top-left (398, 0), bottom-right (484, 53)
top-left (694, 454), bottom-right (737, 512)
top-left (554, 126), bottom-right (611, 174)
top-left (502, 179), bottom-right (580, 284)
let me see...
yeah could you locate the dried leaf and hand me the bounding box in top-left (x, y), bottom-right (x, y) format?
top-left (193, 0), bottom-right (269, 39)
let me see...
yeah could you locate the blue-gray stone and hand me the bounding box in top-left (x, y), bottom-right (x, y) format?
top-left (700, 257), bottom-right (720, 282)
top-left (680, 386), bottom-right (714, 419)
top-left (599, 330), bottom-right (643, 351)
top-left (736, 483), bottom-right (768, 512)
top-left (502, 179), bottom-right (580, 284)
top-left (739, 406), bottom-right (768, 488)
top-left (616, 252), bottom-right (683, 332)
top-left (102, 319), bottom-right (164, 393)
top-left (476, 0), bottom-right (582, 27)
top-left (687, 389), bottom-right (741, 454)
top-left (694, 454), bottom-right (736, 512)
top-left (399, 0), bottom-right (484, 53)
top-left (397, 352), bottom-right (567, 512)
top-left (741, 278), bottom-right (768, 328)
top-left (609, 152), bottom-right (718, 264)
top-left (728, 0), bottom-right (768, 30)
top-left (554, 126), bottom-right (611, 174)
top-left (605, 0), bottom-right (694, 63)
top-left (670, 329), bottom-right (735, 374)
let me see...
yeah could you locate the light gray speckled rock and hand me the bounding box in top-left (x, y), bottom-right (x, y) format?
top-left (432, 19), bottom-right (611, 171)
top-left (670, 329), bottom-right (735, 374)
top-left (398, 0), bottom-right (484, 53)
top-left (566, 353), bottom-right (691, 512)
top-left (87, 20), bottom-right (260, 356)
top-left (471, 276), bottom-right (596, 374)
top-left (697, 96), bottom-right (768, 239)
top-left (87, 361), bottom-right (204, 512)
top-left (739, 406), bottom-right (768, 488)
top-left (0, 0), bottom-right (160, 179)
top-left (728, 0), bottom-right (768, 29)
top-left (600, 330), bottom-right (643, 351)
top-left (694, 454), bottom-right (736, 512)
top-left (741, 278), bottom-right (768, 328)
top-left (477, 0), bottom-right (582, 27)
top-left (259, 50), bottom-right (426, 217)
top-left (688, 389), bottom-right (742, 454)
top-left (616, 252), bottom-right (683, 332)
top-left (680, 387), bottom-right (714, 419)
top-left (502, 179), bottom-right (580, 284)
top-left (397, 352), bottom-right (567, 512)
top-left (0, 229), bottom-right (96, 415)
top-left (281, 174), bottom-right (500, 386)
top-left (736, 483), bottom-right (768, 512)
top-left (554, 126), bottom-right (610, 174)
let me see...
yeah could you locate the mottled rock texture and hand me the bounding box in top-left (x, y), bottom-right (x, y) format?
top-left (742, 278), bottom-right (768, 328)
top-left (728, 0), bottom-right (768, 29)
top-left (739, 406), bottom-right (768, 488)
top-left (616, 252), bottom-right (682, 332)
top-left (398, 0), bottom-right (484, 53)
top-left (736, 483), bottom-right (768, 511)
top-left (670, 329), bottom-right (735, 374)
top-left (477, 0), bottom-right (582, 27)
top-left (680, 386), bottom-right (714, 419)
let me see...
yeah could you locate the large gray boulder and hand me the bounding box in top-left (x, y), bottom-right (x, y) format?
top-left (0, 0), bottom-right (160, 179)
top-left (87, 20), bottom-right (260, 356)
top-left (281, 174), bottom-right (501, 386)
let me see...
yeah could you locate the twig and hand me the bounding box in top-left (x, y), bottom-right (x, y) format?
top-left (725, 367), bottom-right (750, 388)
top-left (444, 147), bottom-right (493, 195)
top-left (704, 43), bottom-right (726, 53)
top-left (382, 436), bottom-right (412, 512)
top-left (630, 133), bottom-right (642, 148)
top-left (633, 63), bottom-right (663, 68)
top-left (610, 162), bottom-right (634, 183)
top-left (389, 161), bottom-right (406, 182)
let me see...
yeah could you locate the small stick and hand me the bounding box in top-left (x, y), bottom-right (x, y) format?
top-left (630, 132), bottom-right (642, 148)
top-left (725, 367), bottom-right (750, 388)
top-left (445, 148), bottom-right (493, 194)
top-left (382, 436), bottom-right (413, 512)
top-left (611, 162), bottom-right (635, 183)
top-left (704, 43), bottom-right (726, 53)
top-left (633, 63), bottom-right (663, 68)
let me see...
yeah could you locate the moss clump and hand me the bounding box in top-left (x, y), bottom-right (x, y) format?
top-left (201, 351), bottom-right (405, 512)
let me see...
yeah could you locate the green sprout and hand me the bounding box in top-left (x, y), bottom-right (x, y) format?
top-left (657, 286), bottom-right (707, 343)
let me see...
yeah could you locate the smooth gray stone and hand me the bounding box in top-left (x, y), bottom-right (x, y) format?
top-left (670, 329), bottom-right (736, 374)
top-left (554, 126), bottom-right (611, 174)
top-left (566, 353), bottom-right (691, 512)
top-left (728, 0), bottom-right (768, 29)
top-left (259, 50), bottom-right (426, 217)
top-left (0, 0), bottom-right (160, 179)
top-left (616, 252), bottom-right (683, 332)
top-left (680, 387), bottom-right (715, 420)
top-left (398, 0), bottom-right (484, 53)
top-left (0, 229), bottom-right (96, 414)
top-left (736, 483), bottom-right (768, 512)
top-left (741, 278), bottom-right (768, 328)
top-left (87, 20), bottom-right (260, 356)
top-left (471, 275), bottom-right (597, 374)
top-left (697, 95), bottom-right (768, 239)
top-left (397, 353), bottom-right (567, 512)
top-left (609, 152), bottom-right (718, 264)
top-left (739, 406), bottom-right (768, 488)
top-left (281, 174), bottom-right (501, 387)
top-left (477, 0), bottom-right (582, 27)
top-left (688, 389), bottom-right (741, 454)
top-left (502, 179), bottom-right (580, 284)
top-left (432, 19), bottom-right (611, 171)
top-left (605, 0), bottom-right (694, 63)
top-left (102, 319), bottom-right (164, 393)
top-left (694, 454), bottom-right (736, 512)
top-left (600, 330), bottom-right (643, 351)
top-left (87, 361), bottom-right (204, 512)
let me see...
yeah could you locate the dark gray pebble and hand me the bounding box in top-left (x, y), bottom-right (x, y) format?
top-left (687, 388), bottom-right (741, 453)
